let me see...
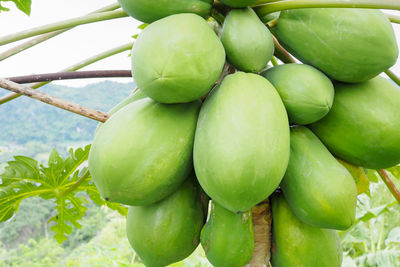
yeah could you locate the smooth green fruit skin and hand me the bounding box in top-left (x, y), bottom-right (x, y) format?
top-left (126, 177), bottom-right (205, 267)
top-left (281, 126), bottom-right (357, 230)
top-left (272, 8), bottom-right (398, 83)
top-left (194, 72), bottom-right (290, 213)
top-left (310, 76), bottom-right (400, 169)
top-left (261, 64), bottom-right (334, 125)
top-left (118, 0), bottom-right (213, 23)
top-left (132, 13), bottom-right (225, 104)
top-left (88, 98), bottom-right (201, 206)
top-left (220, 0), bottom-right (257, 8)
top-left (271, 194), bottom-right (343, 267)
top-left (221, 8), bottom-right (274, 73)
top-left (201, 202), bottom-right (254, 267)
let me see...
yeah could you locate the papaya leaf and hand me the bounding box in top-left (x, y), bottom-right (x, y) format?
top-left (386, 165), bottom-right (400, 180)
top-left (0, 0), bottom-right (31, 15)
top-left (337, 159), bottom-right (370, 195)
top-left (356, 203), bottom-right (395, 222)
top-left (366, 169), bottom-right (380, 183)
top-left (386, 227), bottom-right (400, 246)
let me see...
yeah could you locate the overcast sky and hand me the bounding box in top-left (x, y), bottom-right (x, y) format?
top-left (0, 0), bottom-right (399, 87)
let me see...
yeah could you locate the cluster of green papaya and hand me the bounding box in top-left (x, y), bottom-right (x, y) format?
top-left (88, 1), bottom-right (400, 266)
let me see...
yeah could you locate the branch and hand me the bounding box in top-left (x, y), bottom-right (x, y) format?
top-left (0, 10), bottom-right (128, 46)
top-left (255, 0), bottom-right (400, 14)
top-left (0, 2), bottom-right (121, 62)
top-left (6, 70), bottom-right (132, 84)
top-left (385, 69), bottom-right (400, 86)
top-left (377, 169), bottom-right (400, 203)
top-left (387, 13), bottom-right (400, 24)
top-left (272, 35), bottom-right (296, 64)
top-left (0, 78), bottom-right (109, 122)
top-left (0, 42), bottom-right (133, 105)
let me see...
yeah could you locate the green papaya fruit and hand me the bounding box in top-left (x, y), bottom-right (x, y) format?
top-left (281, 126), bottom-right (357, 230)
top-left (132, 13), bottom-right (225, 104)
top-left (271, 193), bottom-right (343, 267)
top-left (126, 176), bottom-right (205, 267)
top-left (221, 8), bottom-right (274, 73)
top-left (261, 64), bottom-right (334, 125)
top-left (220, 0), bottom-right (257, 8)
top-left (88, 98), bottom-right (201, 206)
top-left (201, 201), bottom-right (254, 267)
top-left (310, 76), bottom-right (400, 169)
top-left (272, 8), bottom-right (398, 83)
top-left (118, 0), bottom-right (213, 23)
top-left (194, 72), bottom-right (290, 213)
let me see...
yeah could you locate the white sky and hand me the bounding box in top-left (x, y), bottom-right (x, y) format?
top-left (0, 1), bottom-right (399, 87)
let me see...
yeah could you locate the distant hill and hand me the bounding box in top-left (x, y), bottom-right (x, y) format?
top-left (0, 81), bottom-right (135, 146)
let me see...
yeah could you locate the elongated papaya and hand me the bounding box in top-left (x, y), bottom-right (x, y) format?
top-left (88, 98), bottom-right (201, 206)
top-left (310, 76), bottom-right (400, 169)
top-left (201, 201), bottom-right (254, 267)
top-left (261, 64), bottom-right (334, 125)
top-left (281, 126), bottom-right (357, 230)
top-left (221, 8), bottom-right (274, 73)
top-left (132, 13), bottom-right (225, 103)
top-left (194, 72), bottom-right (290, 213)
top-left (220, 0), bottom-right (257, 8)
top-left (118, 0), bottom-right (213, 23)
top-left (272, 8), bottom-right (398, 83)
top-left (271, 193), bottom-right (343, 267)
top-left (126, 176), bottom-right (205, 267)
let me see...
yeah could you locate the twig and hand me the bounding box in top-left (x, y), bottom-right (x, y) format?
top-left (0, 2), bottom-right (121, 61)
top-left (0, 78), bottom-right (109, 122)
top-left (377, 169), bottom-right (400, 203)
top-left (385, 69), bottom-right (400, 87)
top-left (0, 10), bottom-right (128, 46)
top-left (272, 35), bottom-right (296, 64)
top-left (0, 42), bottom-right (133, 105)
top-left (6, 70), bottom-right (131, 84)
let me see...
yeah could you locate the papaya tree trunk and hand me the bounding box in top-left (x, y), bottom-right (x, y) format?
top-left (246, 199), bottom-right (272, 267)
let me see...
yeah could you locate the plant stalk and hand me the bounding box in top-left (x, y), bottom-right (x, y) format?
top-left (272, 35), bottom-right (296, 64)
top-left (377, 169), bottom-right (400, 203)
top-left (61, 169), bottom-right (91, 198)
top-left (0, 78), bottom-right (109, 122)
top-left (387, 13), bottom-right (400, 24)
top-left (0, 10), bottom-right (128, 46)
top-left (0, 2), bottom-right (121, 61)
top-left (0, 42), bottom-right (133, 105)
top-left (255, 0), bottom-right (400, 14)
top-left (385, 69), bottom-right (400, 87)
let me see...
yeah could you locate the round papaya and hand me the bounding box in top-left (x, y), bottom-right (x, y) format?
top-left (118, 0), bottom-right (213, 23)
top-left (271, 193), bottom-right (343, 267)
top-left (126, 176), bottom-right (205, 267)
top-left (272, 8), bottom-right (398, 83)
top-left (310, 76), bottom-right (400, 169)
top-left (201, 201), bottom-right (254, 267)
top-left (88, 98), bottom-right (201, 206)
top-left (261, 64), bottom-right (334, 125)
top-left (221, 8), bottom-right (274, 73)
top-left (194, 72), bottom-right (290, 213)
top-left (132, 13), bottom-right (225, 103)
top-left (281, 126), bottom-right (357, 230)
top-left (220, 0), bottom-right (257, 8)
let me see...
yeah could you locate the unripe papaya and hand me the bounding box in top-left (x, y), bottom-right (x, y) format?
top-left (88, 98), bottom-right (201, 206)
top-left (281, 126), bottom-right (357, 230)
top-left (272, 8), bottom-right (398, 83)
top-left (221, 8), bottom-right (274, 73)
top-left (132, 13), bottom-right (225, 103)
top-left (126, 176), bottom-right (205, 267)
top-left (201, 201), bottom-right (254, 267)
top-left (271, 193), bottom-right (343, 267)
top-left (220, 0), bottom-right (257, 8)
top-left (261, 64), bottom-right (334, 125)
top-left (118, 0), bottom-right (213, 23)
top-left (310, 76), bottom-right (400, 169)
top-left (194, 72), bottom-right (290, 213)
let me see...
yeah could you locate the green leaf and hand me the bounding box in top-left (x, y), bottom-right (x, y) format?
top-left (386, 165), bottom-right (400, 180)
top-left (386, 227), bottom-right (400, 245)
top-left (0, 0), bottom-right (31, 15)
top-left (138, 23), bottom-right (148, 29)
top-left (356, 203), bottom-right (393, 222)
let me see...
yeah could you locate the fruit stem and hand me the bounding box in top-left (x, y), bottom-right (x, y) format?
top-left (272, 35), bottom-right (296, 64)
top-left (387, 13), bottom-right (400, 24)
top-left (377, 169), bottom-right (400, 203)
top-left (0, 9), bottom-right (128, 46)
top-left (0, 2), bottom-right (121, 62)
top-left (6, 70), bottom-right (132, 84)
top-left (255, 0), bottom-right (400, 14)
top-left (385, 69), bottom-right (400, 87)
top-left (271, 56), bottom-right (279, 66)
top-left (246, 199), bottom-right (272, 267)
top-left (0, 41), bottom-right (133, 105)
top-left (60, 169), bottom-right (91, 198)
top-left (211, 8), bottom-right (225, 25)
top-left (0, 77), bottom-right (109, 122)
